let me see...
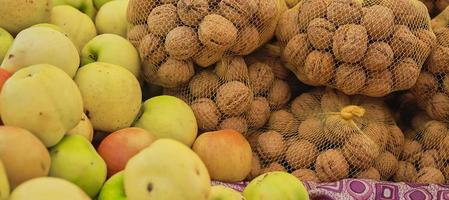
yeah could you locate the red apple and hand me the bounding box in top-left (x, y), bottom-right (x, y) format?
top-left (98, 127), bottom-right (155, 177)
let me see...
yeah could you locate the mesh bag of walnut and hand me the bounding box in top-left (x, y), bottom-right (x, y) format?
top-left (127, 0), bottom-right (288, 88)
top-left (276, 0), bottom-right (432, 97)
top-left (411, 9), bottom-right (449, 123)
top-left (247, 88), bottom-right (405, 182)
top-left (393, 112), bottom-right (449, 184)
top-left (162, 55), bottom-right (292, 135)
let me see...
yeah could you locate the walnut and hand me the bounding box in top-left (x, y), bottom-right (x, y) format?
top-left (147, 4), bottom-right (179, 36)
top-left (276, 8), bottom-right (300, 43)
top-left (164, 26), bottom-right (200, 60)
top-left (189, 71), bottom-right (220, 98)
top-left (362, 42), bottom-right (394, 72)
top-left (198, 14), bottom-right (238, 51)
top-left (291, 93), bottom-right (321, 120)
top-left (230, 25), bottom-right (260, 55)
top-left (361, 70), bottom-right (393, 97)
top-left (315, 149), bottom-right (350, 182)
top-left (415, 167), bottom-right (445, 184)
top-left (360, 5), bottom-right (394, 40)
top-left (333, 24), bottom-right (368, 63)
top-left (327, 0), bottom-right (362, 26)
top-left (335, 63), bottom-right (366, 95)
top-left (283, 34), bottom-right (311, 68)
top-left (374, 152), bottom-right (399, 180)
top-left (257, 131), bottom-right (286, 160)
top-left (393, 58), bottom-right (420, 91)
top-left (292, 169), bottom-right (319, 182)
top-left (191, 98), bottom-right (220, 131)
top-left (248, 62), bottom-right (274, 95)
top-left (219, 117), bottom-right (248, 134)
top-left (393, 161), bottom-right (417, 182)
top-left (177, 0), bottom-right (209, 26)
top-left (127, 25), bottom-right (149, 48)
top-left (401, 139), bottom-right (422, 161)
top-left (426, 93), bottom-right (449, 121)
top-left (216, 81), bottom-right (253, 116)
top-left (356, 167), bottom-right (381, 181)
top-left (215, 56), bottom-right (249, 82)
top-left (303, 51), bottom-right (335, 85)
top-left (307, 18), bottom-right (336, 50)
top-left (268, 110), bottom-right (298, 137)
top-left (343, 134), bottom-right (380, 170)
top-left (286, 140), bottom-right (319, 169)
top-left (245, 97), bottom-right (270, 129)
top-left (268, 79), bottom-right (291, 109)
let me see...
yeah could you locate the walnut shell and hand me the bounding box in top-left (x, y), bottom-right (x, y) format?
top-left (320, 89), bottom-right (350, 112)
top-left (443, 75), bottom-right (449, 94)
top-left (268, 110), bottom-right (298, 137)
top-left (198, 14), bottom-right (238, 51)
top-left (380, 0), bottom-right (427, 28)
top-left (426, 45), bottom-right (449, 74)
top-left (356, 167), bottom-right (381, 181)
top-left (363, 123), bottom-right (389, 151)
top-left (286, 140), bottom-right (319, 169)
top-left (260, 162), bottom-right (287, 174)
top-left (127, 0), bottom-right (158, 25)
top-left (139, 33), bottom-right (167, 66)
top-left (268, 79), bottom-right (291, 109)
top-left (388, 126), bottom-right (405, 157)
top-left (362, 42), bottom-right (394, 72)
top-left (276, 8), bottom-right (300, 43)
top-left (416, 29), bottom-right (437, 49)
top-left (327, 0), bottom-right (362, 26)
top-left (335, 63), bottom-right (366, 95)
top-left (307, 18), bottom-right (336, 50)
top-left (219, 117), bottom-right (248, 134)
top-left (216, 81), bottom-right (253, 116)
top-left (292, 169), bottom-right (319, 182)
top-left (177, 0), bottom-right (209, 26)
top-left (343, 134), bottom-right (380, 170)
top-left (191, 98), bottom-right (220, 131)
top-left (303, 51), bottom-right (335, 85)
top-left (426, 93), bottom-right (449, 121)
top-left (298, 117), bottom-right (325, 146)
top-left (393, 161), bottom-right (417, 182)
top-left (157, 58), bottom-right (194, 87)
top-left (291, 93), bottom-right (321, 120)
top-left (257, 131), bottom-right (286, 160)
top-left (393, 58), bottom-right (420, 91)
top-left (374, 152), bottom-right (399, 180)
top-left (215, 56), bottom-right (249, 82)
top-left (230, 25), bottom-right (260, 55)
top-left (421, 120), bottom-right (448, 150)
top-left (435, 27), bottom-right (449, 47)
top-left (419, 150), bottom-right (441, 169)
top-left (247, 153), bottom-right (261, 179)
top-left (128, 25), bottom-right (149, 48)
top-left (283, 34), bottom-right (311, 68)
top-left (165, 26), bottom-right (200, 60)
top-left (245, 97), bottom-right (270, 129)
top-left (297, 0), bottom-right (332, 31)
top-left (324, 115), bottom-right (357, 145)
top-left (315, 149), bottom-right (349, 182)
top-left (248, 62), bottom-right (275, 95)
top-left (147, 4), bottom-right (179, 36)
top-left (415, 167), bottom-right (445, 184)
top-left (189, 71), bottom-right (220, 98)
top-left (390, 25), bottom-right (419, 58)
top-left (218, 0), bottom-right (257, 26)
top-left (193, 46), bottom-right (225, 67)
top-left (360, 5), bottom-right (394, 41)
top-left (361, 70), bottom-right (393, 97)
top-left (410, 72), bottom-right (438, 100)
top-left (401, 139), bottom-right (422, 161)
top-left (439, 135), bottom-right (449, 159)
top-left (333, 24), bottom-right (368, 63)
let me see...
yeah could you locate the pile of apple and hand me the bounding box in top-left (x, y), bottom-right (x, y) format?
top-left (0, 0), bottom-right (310, 200)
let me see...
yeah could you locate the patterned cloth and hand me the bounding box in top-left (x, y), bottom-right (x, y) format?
top-left (212, 179), bottom-right (449, 200)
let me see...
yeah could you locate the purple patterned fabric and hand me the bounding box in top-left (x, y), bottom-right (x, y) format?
top-left (212, 179), bottom-right (449, 200)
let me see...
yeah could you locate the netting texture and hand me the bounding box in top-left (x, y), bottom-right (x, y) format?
top-left (276, 0), bottom-right (432, 97)
top-left (162, 52), bottom-right (294, 136)
top-left (246, 88), bottom-right (405, 182)
top-left (127, 0), bottom-right (287, 88)
top-left (411, 26), bottom-right (449, 122)
top-left (393, 112), bottom-right (449, 184)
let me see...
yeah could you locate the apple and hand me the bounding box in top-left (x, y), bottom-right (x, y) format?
top-left (53, 0), bottom-right (97, 19)
top-left (209, 185), bottom-right (245, 200)
top-left (193, 129), bottom-right (252, 182)
top-left (50, 5), bottom-right (97, 53)
top-left (98, 171), bottom-right (126, 200)
top-left (67, 113), bottom-right (94, 142)
top-left (95, 0), bottom-right (128, 38)
top-left (49, 135), bottom-right (107, 198)
top-left (134, 95), bottom-right (198, 147)
top-left (74, 62), bottom-right (142, 132)
top-left (0, 0), bottom-right (52, 35)
top-left (94, 0), bottom-right (113, 9)
top-left (0, 64), bottom-right (83, 147)
top-left (0, 28), bottom-right (13, 63)
top-left (243, 172), bottom-right (309, 200)
top-left (1, 26), bottom-right (80, 78)
top-left (81, 34), bottom-right (141, 78)
top-left (98, 127), bottom-right (156, 177)
top-left (32, 23), bottom-right (66, 34)
top-left (0, 160), bottom-right (9, 200)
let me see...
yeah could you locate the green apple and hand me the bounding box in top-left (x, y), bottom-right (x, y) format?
top-left (32, 23), bottom-right (66, 34)
top-left (95, 0), bottom-right (128, 38)
top-left (209, 185), bottom-right (245, 200)
top-left (49, 135), bottom-right (107, 198)
top-left (94, 0), bottom-right (113, 9)
top-left (50, 5), bottom-right (97, 53)
top-left (81, 34), bottom-right (140, 78)
top-left (0, 64), bottom-right (83, 147)
top-left (0, 0), bottom-right (52, 35)
top-left (9, 177), bottom-right (90, 200)
top-left (243, 172), bottom-right (309, 200)
top-left (124, 139), bottom-right (211, 200)
top-left (0, 28), bottom-right (13, 63)
top-left (98, 171), bottom-right (126, 200)
top-left (74, 62), bottom-right (142, 132)
top-left (134, 95), bottom-right (198, 147)
top-left (1, 26), bottom-right (80, 78)
top-left (53, 0), bottom-right (97, 19)
top-left (67, 112), bottom-right (94, 142)
top-left (0, 158), bottom-right (9, 200)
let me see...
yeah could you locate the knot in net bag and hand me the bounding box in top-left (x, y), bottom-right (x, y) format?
top-left (395, 112), bottom-right (449, 184)
top-left (126, 0), bottom-right (288, 88)
top-left (162, 55), bottom-right (293, 135)
top-left (247, 88), bottom-right (405, 182)
top-left (276, 0), bottom-right (432, 97)
top-left (411, 7), bottom-right (449, 123)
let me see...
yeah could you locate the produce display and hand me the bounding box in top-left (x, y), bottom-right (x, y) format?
top-left (126, 0), bottom-right (288, 88)
top-left (2, 0), bottom-right (449, 199)
top-left (276, 0), bottom-right (433, 97)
